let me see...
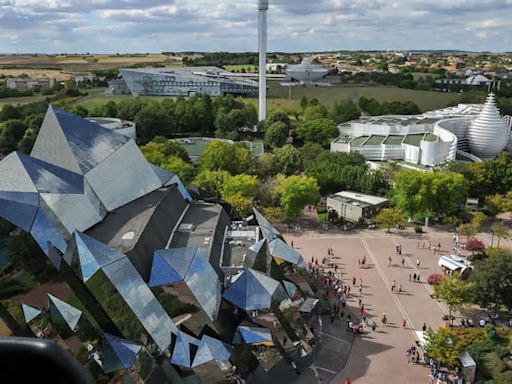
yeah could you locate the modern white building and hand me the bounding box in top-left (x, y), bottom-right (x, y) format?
top-left (326, 191), bottom-right (388, 223)
top-left (331, 94), bottom-right (512, 166)
top-left (285, 58), bottom-right (329, 83)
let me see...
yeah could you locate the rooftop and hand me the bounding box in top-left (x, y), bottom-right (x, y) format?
top-left (222, 223), bottom-right (260, 268)
top-left (331, 191), bottom-right (388, 207)
top-left (168, 202), bottom-right (223, 258)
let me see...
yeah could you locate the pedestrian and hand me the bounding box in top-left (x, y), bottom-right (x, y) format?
top-left (388, 256), bottom-right (392, 267)
top-left (358, 258), bottom-right (361, 267)
top-left (358, 298), bottom-right (362, 307)
top-left (359, 278), bottom-right (363, 286)
top-left (291, 240), bottom-right (294, 248)
top-left (371, 321), bottom-right (377, 331)
top-left (360, 304), bottom-right (365, 315)
top-left (433, 246), bottom-right (437, 254)
top-left (402, 319), bottom-right (407, 328)
top-left (391, 280), bottom-right (396, 292)
top-left (290, 360), bottom-right (300, 375)
top-left (416, 258), bottom-right (420, 268)
top-left (352, 276), bottom-right (356, 286)
top-left (381, 313), bottom-right (387, 327)
top-left (415, 350), bottom-right (420, 363)
top-left (437, 242), bottom-right (441, 249)
top-left (401, 257), bottom-right (405, 268)
top-left (413, 273), bottom-right (417, 282)
top-left (409, 274), bottom-right (411, 281)
top-left (283, 336), bottom-right (287, 346)
top-left (422, 323), bottom-right (427, 332)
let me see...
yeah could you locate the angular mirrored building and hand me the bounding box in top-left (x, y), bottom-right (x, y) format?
top-left (149, 247), bottom-right (221, 323)
top-left (102, 332), bottom-right (143, 373)
top-left (223, 268), bottom-right (287, 311)
top-left (0, 106), bottom-right (318, 381)
top-left (120, 67), bottom-right (258, 97)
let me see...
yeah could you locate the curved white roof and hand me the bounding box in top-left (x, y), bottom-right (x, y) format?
top-left (465, 74), bottom-right (490, 85)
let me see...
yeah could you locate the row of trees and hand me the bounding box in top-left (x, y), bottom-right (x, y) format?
top-left (359, 96), bottom-right (421, 115)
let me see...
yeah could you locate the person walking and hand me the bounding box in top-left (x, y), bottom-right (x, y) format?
top-left (422, 323), bottom-right (427, 332)
top-left (360, 304), bottom-right (365, 316)
top-left (352, 276), bottom-right (356, 286)
top-left (402, 319), bottom-right (407, 329)
top-left (388, 256), bottom-right (392, 267)
top-left (291, 240), bottom-right (294, 248)
top-left (416, 258), bottom-right (420, 268)
top-left (397, 284), bottom-right (402, 294)
top-left (401, 257), bottom-right (405, 268)
top-left (391, 280), bottom-right (396, 292)
top-left (381, 313), bottom-right (387, 327)
top-left (371, 321), bottom-right (377, 331)
top-left (413, 273), bottom-right (417, 282)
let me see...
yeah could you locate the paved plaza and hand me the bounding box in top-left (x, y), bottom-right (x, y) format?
top-left (282, 229), bottom-right (465, 384)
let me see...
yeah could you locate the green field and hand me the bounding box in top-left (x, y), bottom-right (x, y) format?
top-left (0, 80), bottom-right (461, 115)
top-left (262, 80), bottom-right (460, 112)
top-left (224, 64), bottom-right (258, 73)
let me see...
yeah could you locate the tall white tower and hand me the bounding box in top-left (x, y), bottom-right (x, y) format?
top-left (258, 0), bottom-right (268, 121)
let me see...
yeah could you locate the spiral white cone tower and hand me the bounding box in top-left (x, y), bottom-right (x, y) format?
top-left (467, 93), bottom-right (509, 159)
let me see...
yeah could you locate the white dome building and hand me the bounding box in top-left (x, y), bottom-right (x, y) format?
top-left (467, 94), bottom-right (510, 159)
top-left (285, 58), bottom-right (329, 82)
top-left (464, 74), bottom-right (491, 86)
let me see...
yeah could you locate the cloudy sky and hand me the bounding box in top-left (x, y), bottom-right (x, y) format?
top-left (0, 0), bottom-right (511, 53)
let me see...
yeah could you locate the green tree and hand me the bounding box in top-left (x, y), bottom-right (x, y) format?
top-left (490, 223), bottom-right (509, 248)
top-left (198, 141), bottom-right (252, 175)
top-left (300, 142), bottom-right (327, 168)
top-left (0, 119), bottom-right (29, 153)
top-left (303, 104), bottom-right (329, 121)
top-left (280, 175), bottom-right (320, 220)
top-left (392, 170), bottom-right (468, 219)
top-left (471, 212), bottom-right (486, 233)
top-left (266, 110), bottom-right (291, 128)
top-left (424, 327), bottom-right (466, 367)
top-left (486, 191), bottom-right (512, 213)
top-left (299, 96), bottom-right (308, 111)
top-left (296, 118), bottom-right (339, 147)
top-left (434, 274), bottom-right (470, 320)
top-left (192, 170), bottom-right (231, 197)
top-left (469, 248), bottom-right (512, 310)
top-left (221, 174), bottom-right (257, 198)
top-left (330, 99), bottom-right (361, 124)
top-left (0, 105), bottom-right (22, 122)
top-left (161, 156), bottom-right (195, 183)
top-left (375, 208), bottom-right (404, 233)
top-left (264, 121), bottom-right (289, 149)
top-left (223, 193), bottom-right (253, 216)
top-left (272, 145), bottom-right (303, 176)
top-left (134, 103), bottom-right (173, 141)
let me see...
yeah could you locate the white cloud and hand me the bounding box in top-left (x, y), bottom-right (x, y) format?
top-left (0, 0), bottom-right (511, 52)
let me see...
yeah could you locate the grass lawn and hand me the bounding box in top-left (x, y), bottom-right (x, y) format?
top-left (253, 80), bottom-right (460, 112)
top-left (410, 72), bottom-right (441, 80)
top-left (224, 64), bottom-right (258, 73)
top-left (0, 94), bottom-right (48, 106)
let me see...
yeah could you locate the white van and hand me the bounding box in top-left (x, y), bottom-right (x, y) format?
top-left (438, 255), bottom-right (473, 278)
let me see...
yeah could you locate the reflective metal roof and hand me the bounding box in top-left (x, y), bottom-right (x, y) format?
top-left (233, 326), bottom-right (273, 344)
top-left (191, 335), bottom-right (231, 367)
top-left (149, 248), bottom-right (221, 321)
top-left (171, 331), bottom-right (200, 368)
top-left (223, 268), bottom-right (281, 311)
top-left (102, 332), bottom-right (142, 373)
top-left (21, 303), bottom-right (41, 324)
top-left (48, 293), bottom-right (82, 331)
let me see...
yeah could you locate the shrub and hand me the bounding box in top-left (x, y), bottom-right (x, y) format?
top-left (427, 272), bottom-right (443, 285)
top-left (480, 352), bottom-right (506, 379)
top-left (414, 226), bottom-right (424, 233)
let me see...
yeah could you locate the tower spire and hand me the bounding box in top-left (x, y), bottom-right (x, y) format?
top-left (258, 0), bottom-right (268, 121)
